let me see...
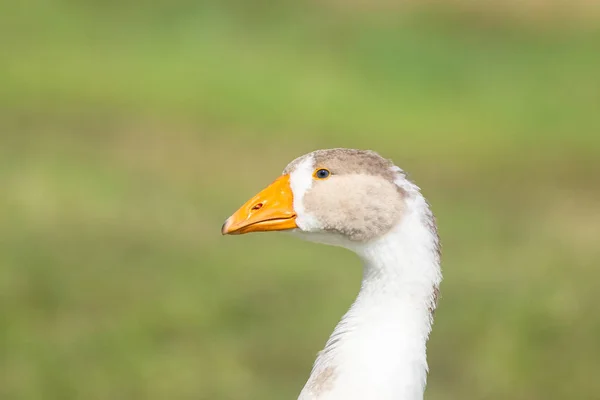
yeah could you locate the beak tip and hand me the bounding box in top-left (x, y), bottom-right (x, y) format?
top-left (221, 219), bottom-right (230, 235)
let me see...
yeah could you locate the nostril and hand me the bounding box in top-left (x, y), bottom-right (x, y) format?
top-left (251, 203), bottom-right (263, 211)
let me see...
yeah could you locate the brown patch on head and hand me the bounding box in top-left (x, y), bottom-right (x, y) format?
top-left (283, 148), bottom-right (399, 182)
top-left (304, 174), bottom-right (404, 241)
top-left (305, 366), bottom-right (337, 395)
top-left (288, 149), bottom-right (405, 242)
top-left (311, 148), bottom-right (398, 182)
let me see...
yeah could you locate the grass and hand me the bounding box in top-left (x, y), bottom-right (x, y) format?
top-left (1, 1), bottom-right (599, 399)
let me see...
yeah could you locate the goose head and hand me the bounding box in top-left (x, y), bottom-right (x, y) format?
top-left (222, 148), bottom-right (412, 248)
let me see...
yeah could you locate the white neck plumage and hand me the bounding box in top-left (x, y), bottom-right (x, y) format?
top-left (299, 190), bottom-right (442, 400)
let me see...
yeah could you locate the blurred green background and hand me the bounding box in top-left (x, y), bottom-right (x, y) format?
top-left (1, 1), bottom-right (599, 399)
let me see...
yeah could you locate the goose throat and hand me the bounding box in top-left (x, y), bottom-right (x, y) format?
top-left (299, 193), bottom-right (441, 400)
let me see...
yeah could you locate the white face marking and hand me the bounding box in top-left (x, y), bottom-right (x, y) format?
top-left (288, 155), bottom-right (322, 231)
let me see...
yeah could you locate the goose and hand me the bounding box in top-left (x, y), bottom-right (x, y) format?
top-left (221, 148), bottom-right (442, 400)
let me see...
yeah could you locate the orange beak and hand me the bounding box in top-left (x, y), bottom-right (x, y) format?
top-left (221, 174), bottom-right (298, 235)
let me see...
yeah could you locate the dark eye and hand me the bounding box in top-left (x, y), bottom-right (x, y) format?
top-left (315, 168), bottom-right (330, 179)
